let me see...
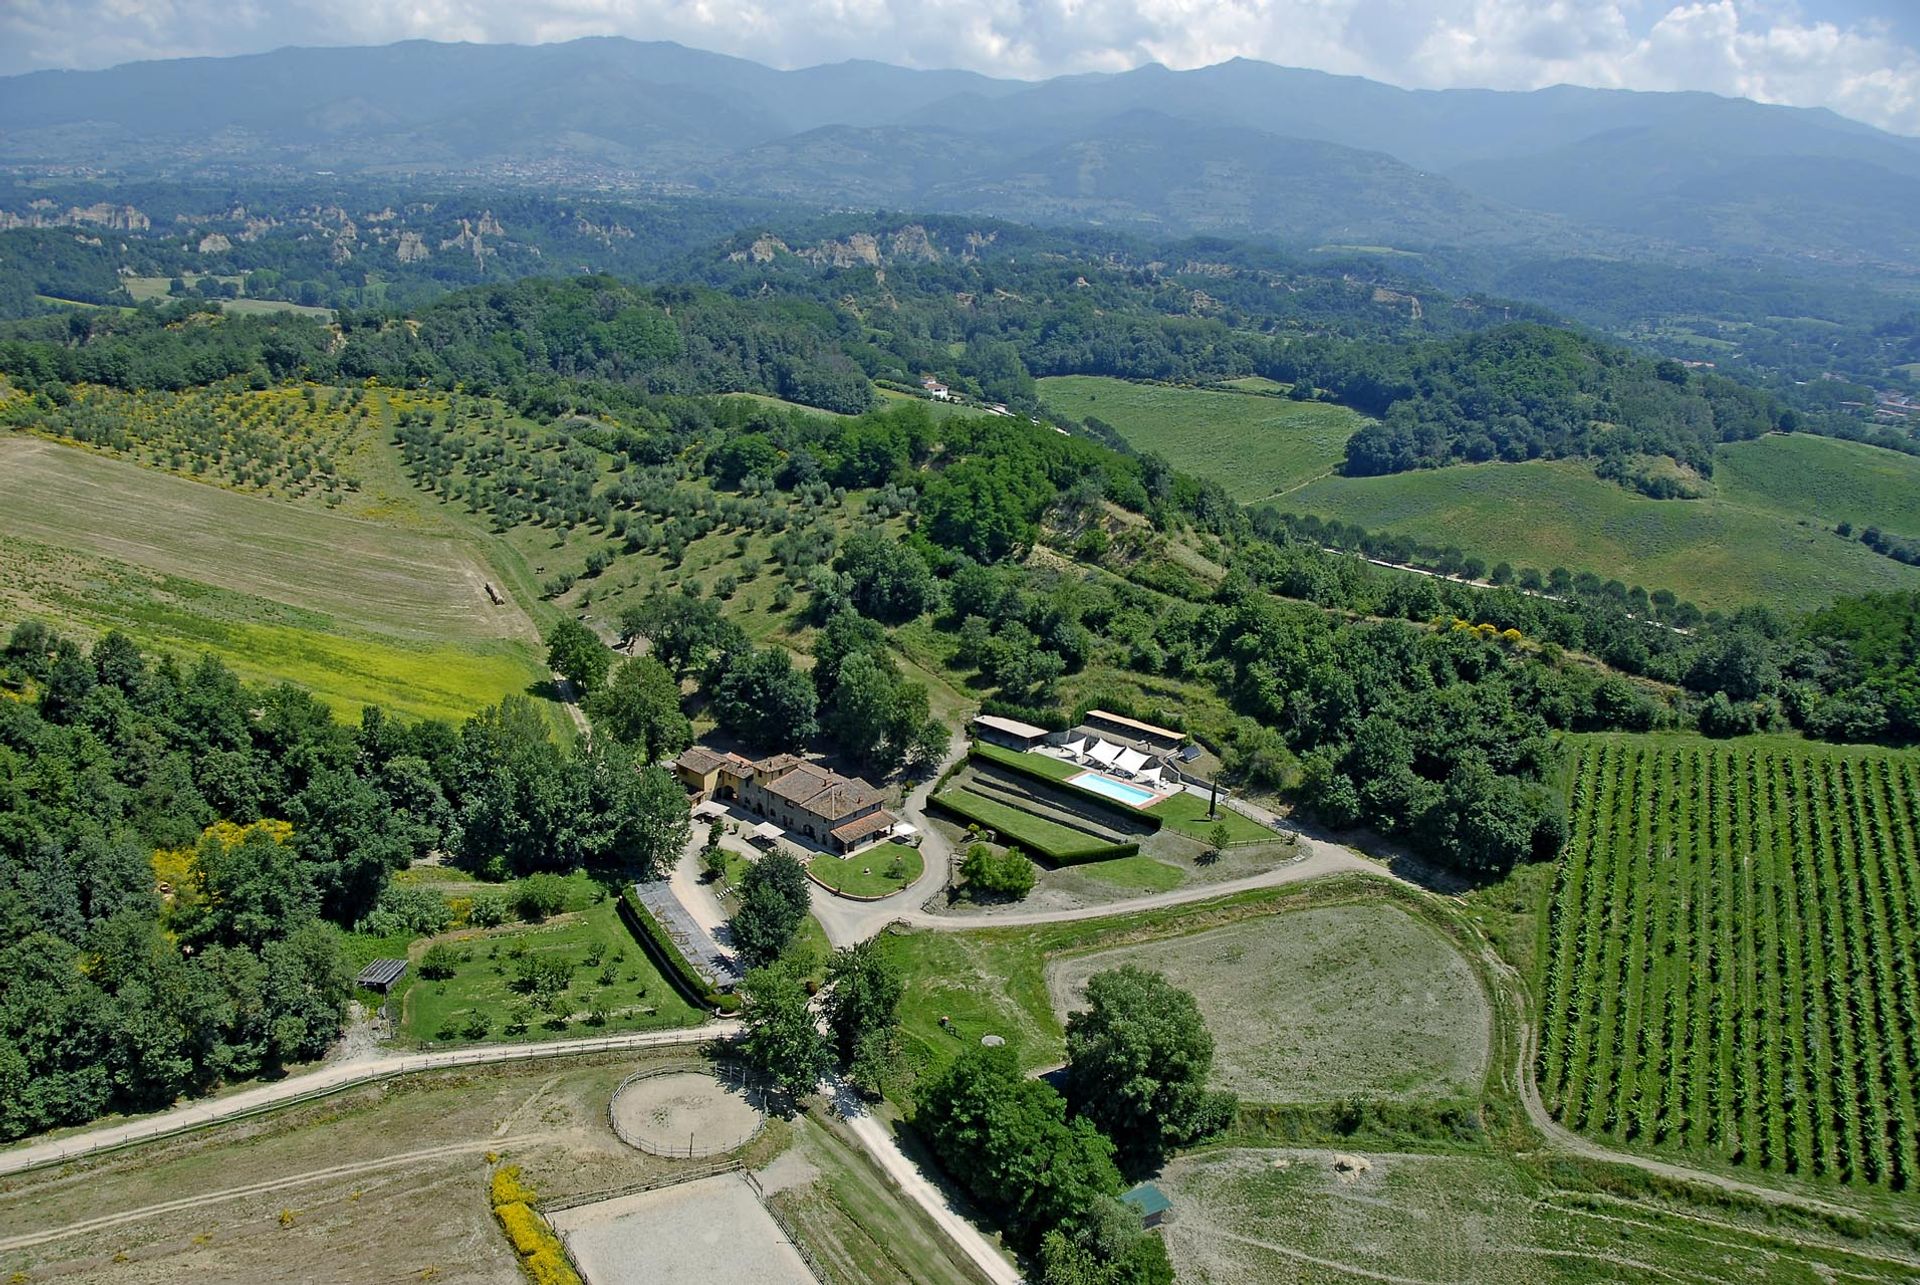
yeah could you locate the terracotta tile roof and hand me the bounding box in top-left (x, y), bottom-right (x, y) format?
top-left (831, 809), bottom-right (898, 844)
top-left (764, 762), bottom-right (834, 806)
top-left (752, 753), bottom-right (806, 779)
top-left (675, 746), bottom-right (729, 775)
top-left (765, 763), bottom-right (884, 820)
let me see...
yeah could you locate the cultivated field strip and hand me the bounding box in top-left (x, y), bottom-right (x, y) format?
top-left (1539, 737), bottom-right (1920, 1188)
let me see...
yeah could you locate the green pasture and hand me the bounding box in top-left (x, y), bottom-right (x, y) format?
top-left (1288, 456), bottom-right (1920, 611)
top-left (1715, 432), bottom-right (1920, 538)
top-left (1037, 375), bottom-right (1365, 502)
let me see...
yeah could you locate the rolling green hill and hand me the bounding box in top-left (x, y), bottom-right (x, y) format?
top-left (1714, 433), bottom-right (1920, 538)
top-left (1051, 376), bottom-right (1920, 611)
top-left (1038, 376), bottom-right (1365, 502)
top-left (1288, 454), bottom-right (1920, 611)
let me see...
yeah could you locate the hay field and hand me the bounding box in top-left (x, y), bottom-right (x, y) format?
top-left (1158, 1147), bottom-right (1905, 1284)
top-left (1047, 905), bottom-right (1490, 1102)
top-left (0, 435), bottom-right (549, 720)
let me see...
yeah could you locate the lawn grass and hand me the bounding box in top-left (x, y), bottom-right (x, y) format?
top-left (399, 899), bottom-right (703, 1045)
top-left (931, 788), bottom-right (1124, 861)
top-left (1038, 375), bottom-right (1365, 502)
top-left (1288, 456), bottom-right (1920, 611)
top-left (1073, 854), bottom-right (1185, 893)
top-left (807, 844), bottom-right (925, 898)
top-left (970, 742), bottom-right (1080, 780)
top-left (1146, 791), bottom-right (1275, 844)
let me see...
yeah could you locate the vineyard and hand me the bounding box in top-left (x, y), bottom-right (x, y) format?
top-left (1539, 735), bottom-right (1920, 1188)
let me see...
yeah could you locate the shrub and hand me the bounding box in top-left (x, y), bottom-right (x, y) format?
top-left (490, 1165), bottom-right (538, 1207)
top-left (960, 843), bottom-right (1036, 899)
top-left (516, 872), bottom-right (569, 922)
top-left (495, 1202), bottom-right (546, 1256)
top-left (469, 892), bottom-right (511, 927)
top-left (418, 943), bottom-right (460, 980)
top-left (356, 883), bottom-right (453, 937)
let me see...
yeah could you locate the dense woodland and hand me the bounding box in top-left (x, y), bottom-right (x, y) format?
top-left (0, 627), bottom-right (688, 1141)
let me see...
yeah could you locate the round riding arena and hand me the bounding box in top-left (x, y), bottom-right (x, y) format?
top-left (609, 1065), bottom-right (766, 1158)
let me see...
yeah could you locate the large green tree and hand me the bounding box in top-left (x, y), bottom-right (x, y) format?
top-left (822, 940), bottom-right (903, 1091)
top-left (586, 654), bottom-right (692, 761)
top-left (727, 850), bottom-right (811, 966)
top-left (1064, 966), bottom-right (1236, 1167)
top-left (738, 962), bottom-right (832, 1103)
top-left (545, 617), bottom-right (611, 696)
top-left (708, 646), bottom-right (818, 750)
top-left (916, 1045), bottom-right (1122, 1245)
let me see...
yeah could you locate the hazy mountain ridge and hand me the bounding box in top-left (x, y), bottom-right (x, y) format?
top-left (5, 37), bottom-right (1919, 268)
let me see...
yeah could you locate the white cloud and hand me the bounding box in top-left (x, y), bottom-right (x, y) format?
top-left (4, 0), bottom-right (1919, 135)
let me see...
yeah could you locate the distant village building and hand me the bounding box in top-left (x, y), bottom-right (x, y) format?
top-left (920, 376), bottom-right (952, 401)
top-left (673, 747), bottom-right (899, 854)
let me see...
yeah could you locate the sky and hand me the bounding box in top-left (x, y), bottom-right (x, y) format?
top-left (5, 0), bottom-right (1920, 136)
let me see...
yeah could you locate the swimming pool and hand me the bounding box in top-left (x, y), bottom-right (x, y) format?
top-left (1071, 771), bottom-right (1158, 808)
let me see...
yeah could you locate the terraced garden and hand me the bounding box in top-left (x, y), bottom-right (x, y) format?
top-left (1539, 734), bottom-right (1920, 1188)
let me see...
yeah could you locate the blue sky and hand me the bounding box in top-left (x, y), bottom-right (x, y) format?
top-left (5, 1), bottom-right (1920, 135)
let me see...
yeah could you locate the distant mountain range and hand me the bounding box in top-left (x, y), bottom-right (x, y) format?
top-left (7, 37), bottom-right (1920, 270)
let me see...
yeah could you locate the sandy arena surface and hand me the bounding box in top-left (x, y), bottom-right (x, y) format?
top-left (549, 1172), bottom-right (814, 1285)
top-left (608, 1069), bottom-right (766, 1156)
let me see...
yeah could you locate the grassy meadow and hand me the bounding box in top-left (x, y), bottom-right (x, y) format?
top-left (1288, 454), bottom-right (1920, 611)
top-left (1038, 375), bottom-right (1365, 502)
top-left (0, 433), bottom-right (554, 722)
top-left (1715, 432), bottom-right (1920, 537)
top-left (1034, 377), bottom-right (1920, 610)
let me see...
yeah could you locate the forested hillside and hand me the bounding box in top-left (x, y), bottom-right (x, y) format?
top-left (0, 625), bottom-right (690, 1140)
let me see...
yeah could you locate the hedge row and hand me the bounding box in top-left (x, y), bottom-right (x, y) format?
top-left (931, 789), bottom-right (1140, 865)
top-left (617, 887), bottom-right (742, 1014)
top-left (489, 1166), bottom-right (581, 1285)
top-left (969, 743), bottom-right (1168, 832)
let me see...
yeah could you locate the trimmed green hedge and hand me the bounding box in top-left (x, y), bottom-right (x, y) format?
top-left (617, 887), bottom-right (741, 1014)
top-left (931, 789), bottom-right (1139, 865)
top-left (969, 743), bottom-right (1168, 830)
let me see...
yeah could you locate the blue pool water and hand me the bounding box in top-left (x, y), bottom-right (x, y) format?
top-left (1071, 771), bottom-right (1157, 807)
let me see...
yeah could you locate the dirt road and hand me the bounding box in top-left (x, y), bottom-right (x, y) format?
top-left (827, 1076), bottom-right (1021, 1285)
top-left (0, 1025), bottom-right (732, 1179)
